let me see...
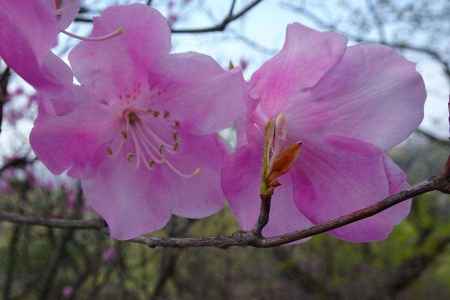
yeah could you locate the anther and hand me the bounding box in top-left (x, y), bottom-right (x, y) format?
top-left (152, 111), bottom-right (160, 118)
top-left (163, 111), bottom-right (170, 118)
top-left (127, 153), bottom-right (135, 162)
top-left (121, 131), bottom-right (128, 139)
top-left (106, 147), bottom-right (113, 156)
top-left (128, 112), bottom-right (139, 125)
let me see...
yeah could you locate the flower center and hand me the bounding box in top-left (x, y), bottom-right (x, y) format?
top-left (106, 108), bottom-right (199, 178)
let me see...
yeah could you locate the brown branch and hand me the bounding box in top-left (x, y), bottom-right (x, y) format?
top-left (260, 176), bottom-right (448, 248)
top-left (253, 192), bottom-right (272, 236)
top-left (38, 187), bottom-right (84, 300)
top-left (0, 211), bottom-right (106, 229)
top-left (3, 224), bottom-right (22, 300)
top-left (0, 157), bottom-right (36, 176)
top-left (2, 182), bottom-right (29, 300)
top-left (149, 220), bottom-right (193, 300)
top-left (0, 67), bottom-right (11, 135)
top-left (0, 176), bottom-right (448, 249)
top-left (75, 0), bottom-right (263, 34)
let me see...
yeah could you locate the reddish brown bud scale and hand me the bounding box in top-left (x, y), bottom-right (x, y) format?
top-left (266, 142), bottom-right (302, 188)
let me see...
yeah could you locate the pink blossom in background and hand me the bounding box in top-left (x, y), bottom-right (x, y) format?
top-left (102, 246), bottom-right (117, 263)
top-left (0, 0), bottom-right (80, 88)
top-left (30, 4), bottom-right (246, 240)
top-left (222, 23), bottom-right (426, 242)
top-left (62, 286), bottom-right (73, 298)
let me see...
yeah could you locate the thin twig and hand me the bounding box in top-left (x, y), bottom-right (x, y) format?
top-left (0, 67), bottom-right (11, 135)
top-left (0, 176), bottom-right (448, 249)
top-left (39, 186), bottom-right (84, 300)
top-left (253, 192), bottom-right (273, 236)
top-left (172, 0), bottom-right (262, 33)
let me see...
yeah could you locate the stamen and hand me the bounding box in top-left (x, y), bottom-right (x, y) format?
top-left (165, 160), bottom-right (200, 178)
top-left (120, 109), bottom-right (199, 178)
top-left (133, 125), bottom-right (165, 164)
top-left (148, 160), bottom-right (155, 168)
top-left (127, 153), bottom-right (135, 162)
top-left (136, 120), bottom-right (177, 154)
top-left (129, 129), bottom-right (143, 168)
top-left (61, 27), bottom-right (124, 42)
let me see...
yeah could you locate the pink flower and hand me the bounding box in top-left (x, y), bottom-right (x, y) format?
top-left (222, 23), bottom-right (426, 242)
top-left (0, 0), bottom-right (80, 88)
top-left (30, 4), bottom-right (246, 240)
top-left (62, 286), bottom-right (73, 298)
top-left (102, 246), bottom-right (117, 263)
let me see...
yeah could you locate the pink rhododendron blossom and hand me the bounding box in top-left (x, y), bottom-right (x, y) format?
top-left (30, 4), bottom-right (246, 240)
top-left (0, 0), bottom-right (80, 87)
top-left (222, 23), bottom-right (426, 242)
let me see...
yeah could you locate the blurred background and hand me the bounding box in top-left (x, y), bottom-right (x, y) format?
top-left (0, 0), bottom-right (449, 299)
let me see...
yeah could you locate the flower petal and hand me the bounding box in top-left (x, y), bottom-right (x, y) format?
top-left (69, 4), bottom-right (170, 99)
top-left (82, 155), bottom-right (172, 240)
top-left (163, 132), bottom-right (227, 218)
top-left (222, 141), bottom-right (312, 236)
top-left (292, 135), bottom-right (410, 242)
top-left (286, 44), bottom-right (426, 150)
top-left (56, 0), bottom-right (80, 30)
top-left (151, 52), bottom-right (247, 135)
top-left (250, 23), bottom-right (346, 118)
top-left (0, 0), bottom-right (62, 87)
top-left (30, 102), bottom-right (117, 177)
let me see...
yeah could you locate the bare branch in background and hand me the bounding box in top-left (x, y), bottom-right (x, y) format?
top-left (0, 67), bottom-right (11, 135)
top-left (385, 237), bottom-right (450, 297)
top-left (38, 186), bottom-right (84, 300)
top-left (365, 0), bottom-right (387, 42)
top-left (0, 156), bottom-right (36, 176)
top-left (75, 0), bottom-right (263, 34)
top-left (2, 181), bottom-right (29, 300)
top-left (172, 0), bottom-right (263, 33)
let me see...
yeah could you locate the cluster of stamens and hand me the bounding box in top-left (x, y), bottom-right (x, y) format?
top-left (106, 108), bottom-right (199, 178)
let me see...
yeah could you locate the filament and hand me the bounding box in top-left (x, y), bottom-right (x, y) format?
top-left (61, 27), bottom-right (123, 42)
